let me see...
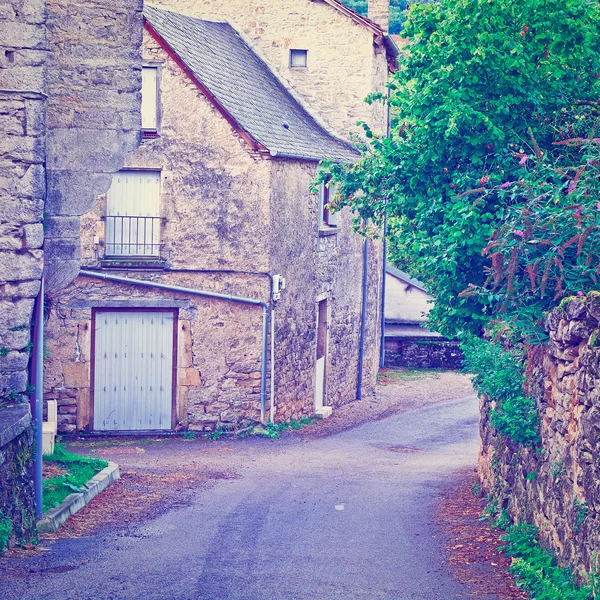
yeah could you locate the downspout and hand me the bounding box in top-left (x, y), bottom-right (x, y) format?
top-left (380, 84), bottom-right (392, 369)
top-left (379, 210), bottom-right (387, 369)
top-left (79, 270), bottom-right (270, 424)
top-left (31, 277), bottom-right (44, 520)
top-left (270, 303), bottom-right (275, 424)
top-left (357, 234), bottom-right (369, 400)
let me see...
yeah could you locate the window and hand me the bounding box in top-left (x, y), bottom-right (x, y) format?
top-left (319, 179), bottom-right (339, 230)
top-left (105, 170), bottom-right (162, 257)
top-left (289, 49), bottom-right (308, 68)
top-left (141, 66), bottom-right (159, 133)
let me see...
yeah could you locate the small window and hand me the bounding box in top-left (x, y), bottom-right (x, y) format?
top-left (319, 179), bottom-right (339, 230)
top-left (141, 66), bottom-right (159, 132)
top-left (290, 49), bottom-right (308, 68)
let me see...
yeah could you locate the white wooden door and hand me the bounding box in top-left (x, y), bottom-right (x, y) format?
top-left (314, 357), bottom-right (325, 411)
top-left (93, 311), bottom-right (174, 431)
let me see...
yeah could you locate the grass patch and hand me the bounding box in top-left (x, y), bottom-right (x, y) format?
top-left (500, 524), bottom-right (592, 600)
top-left (43, 442), bottom-right (108, 512)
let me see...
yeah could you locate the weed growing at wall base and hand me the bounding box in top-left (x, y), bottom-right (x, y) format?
top-left (500, 524), bottom-right (592, 600)
top-left (0, 511), bottom-right (12, 552)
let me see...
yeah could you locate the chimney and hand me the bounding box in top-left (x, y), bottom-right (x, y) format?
top-left (368, 0), bottom-right (389, 33)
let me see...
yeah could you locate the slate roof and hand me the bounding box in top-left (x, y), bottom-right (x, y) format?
top-left (143, 4), bottom-right (359, 162)
top-left (386, 265), bottom-right (428, 294)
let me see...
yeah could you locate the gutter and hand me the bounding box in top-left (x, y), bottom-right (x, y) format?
top-left (79, 270), bottom-right (271, 424)
top-left (268, 150), bottom-right (357, 164)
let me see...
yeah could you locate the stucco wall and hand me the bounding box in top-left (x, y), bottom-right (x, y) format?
top-left (152, 0), bottom-right (388, 138)
top-left (385, 274), bottom-right (431, 323)
top-left (80, 29), bottom-right (271, 272)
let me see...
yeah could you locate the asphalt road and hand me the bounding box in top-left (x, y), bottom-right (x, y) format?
top-left (1, 395), bottom-right (480, 600)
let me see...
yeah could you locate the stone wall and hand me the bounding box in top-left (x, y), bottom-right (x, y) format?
top-left (384, 338), bottom-right (463, 370)
top-left (0, 404), bottom-right (36, 552)
top-left (44, 273), bottom-right (268, 433)
top-left (44, 0), bottom-right (144, 292)
top-left (153, 0), bottom-right (389, 138)
top-left (0, 0), bottom-right (46, 403)
top-left (0, 0), bottom-right (143, 402)
top-left (479, 293), bottom-right (600, 578)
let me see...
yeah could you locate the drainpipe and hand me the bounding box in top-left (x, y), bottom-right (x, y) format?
top-left (379, 207), bottom-right (388, 368)
top-left (31, 277), bottom-right (44, 520)
top-left (380, 84), bottom-right (392, 369)
top-left (357, 234), bottom-right (369, 400)
top-left (79, 270), bottom-right (270, 424)
top-left (270, 304), bottom-right (275, 424)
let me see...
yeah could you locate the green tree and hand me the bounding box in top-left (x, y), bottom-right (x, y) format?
top-left (323, 0), bottom-right (600, 339)
top-left (342, 0), bottom-right (407, 34)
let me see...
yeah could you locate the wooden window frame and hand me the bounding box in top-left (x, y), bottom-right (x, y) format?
top-left (289, 49), bottom-right (308, 69)
top-left (318, 179), bottom-right (340, 234)
top-left (141, 63), bottom-right (162, 137)
top-left (90, 307), bottom-right (179, 432)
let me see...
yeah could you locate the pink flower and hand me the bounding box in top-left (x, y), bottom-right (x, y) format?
top-left (577, 291), bottom-right (585, 297)
top-left (567, 180), bottom-right (577, 195)
top-left (519, 155), bottom-right (529, 165)
top-left (500, 182), bottom-right (511, 189)
top-left (514, 230), bottom-right (524, 238)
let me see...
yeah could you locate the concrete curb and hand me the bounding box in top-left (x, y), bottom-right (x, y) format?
top-left (37, 461), bottom-right (120, 534)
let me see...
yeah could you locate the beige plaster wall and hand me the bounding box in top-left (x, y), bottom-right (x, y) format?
top-left (80, 29), bottom-right (271, 272)
top-left (152, 0), bottom-right (389, 138)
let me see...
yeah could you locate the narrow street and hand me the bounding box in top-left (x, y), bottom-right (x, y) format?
top-left (1, 374), bottom-right (482, 600)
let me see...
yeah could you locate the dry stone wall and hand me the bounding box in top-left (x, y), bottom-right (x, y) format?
top-left (0, 404), bottom-right (36, 552)
top-left (479, 293), bottom-right (600, 578)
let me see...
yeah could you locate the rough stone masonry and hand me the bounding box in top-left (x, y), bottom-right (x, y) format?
top-left (480, 293), bottom-right (600, 580)
top-left (0, 0), bottom-right (143, 404)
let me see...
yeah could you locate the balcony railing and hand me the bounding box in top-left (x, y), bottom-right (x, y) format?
top-left (105, 215), bottom-right (162, 257)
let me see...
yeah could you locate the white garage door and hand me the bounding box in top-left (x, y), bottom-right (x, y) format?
top-left (93, 310), bottom-right (174, 431)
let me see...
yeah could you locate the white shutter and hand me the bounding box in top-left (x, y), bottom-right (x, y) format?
top-left (318, 182), bottom-right (326, 227)
top-left (141, 66), bottom-right (158, 130)
top-left (106, 171), bottom-right (161, 256)
top-left (327, 184), bottom-right (340, 227)
top-left (94, 311), bottom-right (174, 431)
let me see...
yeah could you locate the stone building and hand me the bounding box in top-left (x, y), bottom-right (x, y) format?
top-left (42, 0), bottom-right (396, 433)
top-left (0, 0), bottom-right (142, 403)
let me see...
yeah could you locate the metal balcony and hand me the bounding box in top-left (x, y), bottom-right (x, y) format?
top-left (105, 215), bottom-right (162, 257)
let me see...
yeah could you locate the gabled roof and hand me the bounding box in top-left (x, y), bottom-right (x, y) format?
top-left (143, 5), bottom-right (359, 162)
top-left (318, 0), bottom-right (385, 36)
top-left (318, 0), bottom-right (399, 70)
top-left (386, 264), bottom-right (428, 293)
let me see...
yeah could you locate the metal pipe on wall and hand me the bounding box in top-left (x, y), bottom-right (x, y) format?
top-left (79, 270), bottom-right (271, 424)
top-left (357, 235), bottom-right (369, 400)
top-left (379, 206), bottom-right (388, 368)
top-left (269, 306), bottom-right (276, 424)
top-left (31, 277), bottom-right (44, 520)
